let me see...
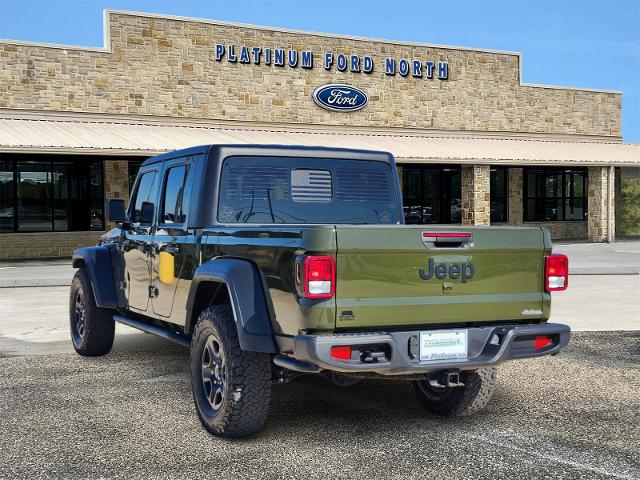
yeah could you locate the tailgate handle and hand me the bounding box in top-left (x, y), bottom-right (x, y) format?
top-left (422, 232), bottom-right (473, 249)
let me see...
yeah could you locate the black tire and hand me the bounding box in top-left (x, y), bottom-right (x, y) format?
top-left (69, 269), bottom-right (115, 357)
top-left (190, 305), bottom-right (272, 438)
top-left (414, 368), bottom-right (497, 417)
top-left (322, 372), bottom-right (363, 388)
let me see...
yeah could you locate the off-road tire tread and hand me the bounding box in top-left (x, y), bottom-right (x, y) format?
top-left (414, 367), bottom-right (497, 417)
top-left (69, 269), bottom-right (115, 356)
top-left (191, 305), bottom-right (271, 438)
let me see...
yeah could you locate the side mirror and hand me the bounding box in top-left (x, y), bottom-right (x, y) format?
top-left (140, 201), bottom-right (155, 224)
top-left (107, 198), bottom-right (126, 222)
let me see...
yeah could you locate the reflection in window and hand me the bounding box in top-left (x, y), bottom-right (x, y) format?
top-left (400, 165), bottom-right (461, 224)
top-left (161, 165), bottom-right (190, 224)
top-left (131, 171), bottom-right (158, 224)
top-left (2, 159), bottom-right (105, 232)
top-left (90, 162), bottom-right (104, 231)
top-left (218, 156), bottom-right (398, 224)
top-left (0, 156), bottom-right (158, 232)
top-left (0, 161), bottom-right (14, 232)
top-left (17, 162), bottom-right (52, 232)
top-left (490, 167), bottom-right (508, 223)
top-left (524, 168), bottom-right (588, 221)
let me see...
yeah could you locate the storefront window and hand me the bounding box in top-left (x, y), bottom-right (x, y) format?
top-left (524, 168), bottom-right (587, 221)
top-left (0, 161), bottom-right (14, 232)
top-left (17, 162), bottom-right (52, 232)
top-left (1, 157), bottom-right (104, 232)
top-left (90, 162), bottom-right (104, 231)
top-left (490, 167), bottom-right (508, 223)
top-left (400, 165), bottom-right (461, 224)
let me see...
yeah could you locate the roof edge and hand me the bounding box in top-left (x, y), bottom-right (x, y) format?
top-left (0, 108), bottom-right (625, 144)
top-left (0, 9), bottom-right (621, 95)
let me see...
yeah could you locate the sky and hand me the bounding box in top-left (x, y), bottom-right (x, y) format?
top-left (0, 0), bottom-right (638, 142)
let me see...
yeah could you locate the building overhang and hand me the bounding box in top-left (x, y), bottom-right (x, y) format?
top-left (1, 110), bottom-right (638, 167)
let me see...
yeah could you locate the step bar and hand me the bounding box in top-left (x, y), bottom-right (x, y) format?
top-left (113, 314), bottom-right (191, 348)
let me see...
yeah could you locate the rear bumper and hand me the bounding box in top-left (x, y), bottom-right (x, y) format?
top-left (292, 323), bottom-right (571, 375)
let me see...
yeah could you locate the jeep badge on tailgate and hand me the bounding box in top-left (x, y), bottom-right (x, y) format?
top-left (419, 257), bottom-right (475, 283)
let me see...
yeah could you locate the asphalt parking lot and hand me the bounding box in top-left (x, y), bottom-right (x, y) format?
top-left (0, 241), bottom-right (638, 479)
top-left (0, 332), bottom-right (639, 480)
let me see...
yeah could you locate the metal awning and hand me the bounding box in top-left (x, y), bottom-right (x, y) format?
top-left (1, 112), bottom-right (638, 166)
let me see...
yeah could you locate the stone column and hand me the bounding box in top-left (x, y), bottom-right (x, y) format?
top-left (461, 165), bottom-right (490, 226)
top-left (104, 160), bottom-right (130, 230)
top-left (507, 167), bottom-right (524, 226)
top-left (614, 167), bottom-right (622, 239)
top-left (587, 166), bottom-right (615, 243)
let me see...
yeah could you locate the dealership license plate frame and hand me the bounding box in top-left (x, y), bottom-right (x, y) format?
top-left (419, 329), bottom-right (468, 361)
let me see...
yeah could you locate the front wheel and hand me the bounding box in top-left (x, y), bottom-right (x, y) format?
top-left (414, 368), bottom-right (497, 417)
top-left (190, 305), bottom-right (272, 438)
top-left (69, 269), bottom-right (115, 357)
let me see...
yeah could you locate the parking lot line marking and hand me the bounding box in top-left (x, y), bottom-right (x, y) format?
top-left (464, 432), bottom-right (638, 479)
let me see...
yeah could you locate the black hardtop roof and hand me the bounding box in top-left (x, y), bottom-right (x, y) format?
top-left (141, 144), bottom-right (395, 166)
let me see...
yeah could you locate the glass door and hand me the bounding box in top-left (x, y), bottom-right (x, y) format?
top-left (401, 166), bottom-right (461, 224)
top-left (17, 162), bottom-right (52, 232)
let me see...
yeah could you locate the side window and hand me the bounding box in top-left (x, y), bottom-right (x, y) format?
top-left (160, 164), bottom-right (191, 224)
top-left (130, 170), bottom-right (159, 224)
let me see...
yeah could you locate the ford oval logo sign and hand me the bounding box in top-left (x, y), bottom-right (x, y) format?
top-left (312, 84), bottom-right (368, 112)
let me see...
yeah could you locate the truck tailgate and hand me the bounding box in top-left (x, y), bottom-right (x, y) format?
top-left (334, 226), bottom-right (546, 329)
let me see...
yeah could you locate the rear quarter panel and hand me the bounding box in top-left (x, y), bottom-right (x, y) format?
top-left (201, 226), bottom-right (337, 336)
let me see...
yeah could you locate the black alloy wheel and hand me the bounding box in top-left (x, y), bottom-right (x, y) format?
top-left (201, 333), bottom-right (227, 413)
top-left (71, 289), bottom-right (87, 345)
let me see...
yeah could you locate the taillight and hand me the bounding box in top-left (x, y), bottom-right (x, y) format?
top-left (304, 255), bottom-right (335, 299)
top-left (330, 345), bottom-right (351, 360)
top-left (545, 254), bottom-right (568, 292)
top-left (534, 335), bottom-right (553, 349)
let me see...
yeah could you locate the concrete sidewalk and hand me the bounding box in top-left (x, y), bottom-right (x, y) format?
top-left (0, 259), bottom-right (74, 287)
top-left (0, 240), bottom-right (638, 288)
top-left (553, 240), bottom-right (640, 275)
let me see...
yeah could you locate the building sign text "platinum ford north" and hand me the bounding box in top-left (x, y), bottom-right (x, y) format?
top-left (312, 84), bottom-right (368, 112)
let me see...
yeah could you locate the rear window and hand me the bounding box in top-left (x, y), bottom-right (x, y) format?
top-left (218, 156), bottom-right (399, 224)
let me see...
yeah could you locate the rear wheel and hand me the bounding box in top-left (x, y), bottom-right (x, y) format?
top-left (414, 368), bottom-right (497, 417)
top-left (69, 269), bottom-right (115, 357)
top-left (190, 305), bottom-right (272, 438)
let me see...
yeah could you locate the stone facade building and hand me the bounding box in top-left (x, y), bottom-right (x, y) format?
top-left (0, 10), bottom-right (638, 259)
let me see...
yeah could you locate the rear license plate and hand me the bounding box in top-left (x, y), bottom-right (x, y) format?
top-left (419, 329), bottom-right (468, 361)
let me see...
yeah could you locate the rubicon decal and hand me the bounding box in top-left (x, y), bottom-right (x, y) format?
top-left (313, 84), bottom-right (368, 112)
top-left (419, 258), bottom-right (475, 283)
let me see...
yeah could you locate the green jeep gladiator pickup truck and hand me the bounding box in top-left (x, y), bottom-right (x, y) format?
top-left (70, 144), bottom-right (570, 438)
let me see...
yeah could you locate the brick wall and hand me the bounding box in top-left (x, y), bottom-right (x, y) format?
top-left (462, 165), bottom-right (490, 226)
top-left (0, 11), bottom-right (621, 137)
top-left (587, 166), bottom-right (614, 242)
top-left (0, 232), bottom-right (104, 260)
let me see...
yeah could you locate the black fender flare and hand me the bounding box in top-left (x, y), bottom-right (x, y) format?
top-left (71, 246), bottom-right (118, 309)
top-left (185, 258), bottom-right (278, 353)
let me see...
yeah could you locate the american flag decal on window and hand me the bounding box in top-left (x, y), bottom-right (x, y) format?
top-left (291, 169), bottom-right (332, 202)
